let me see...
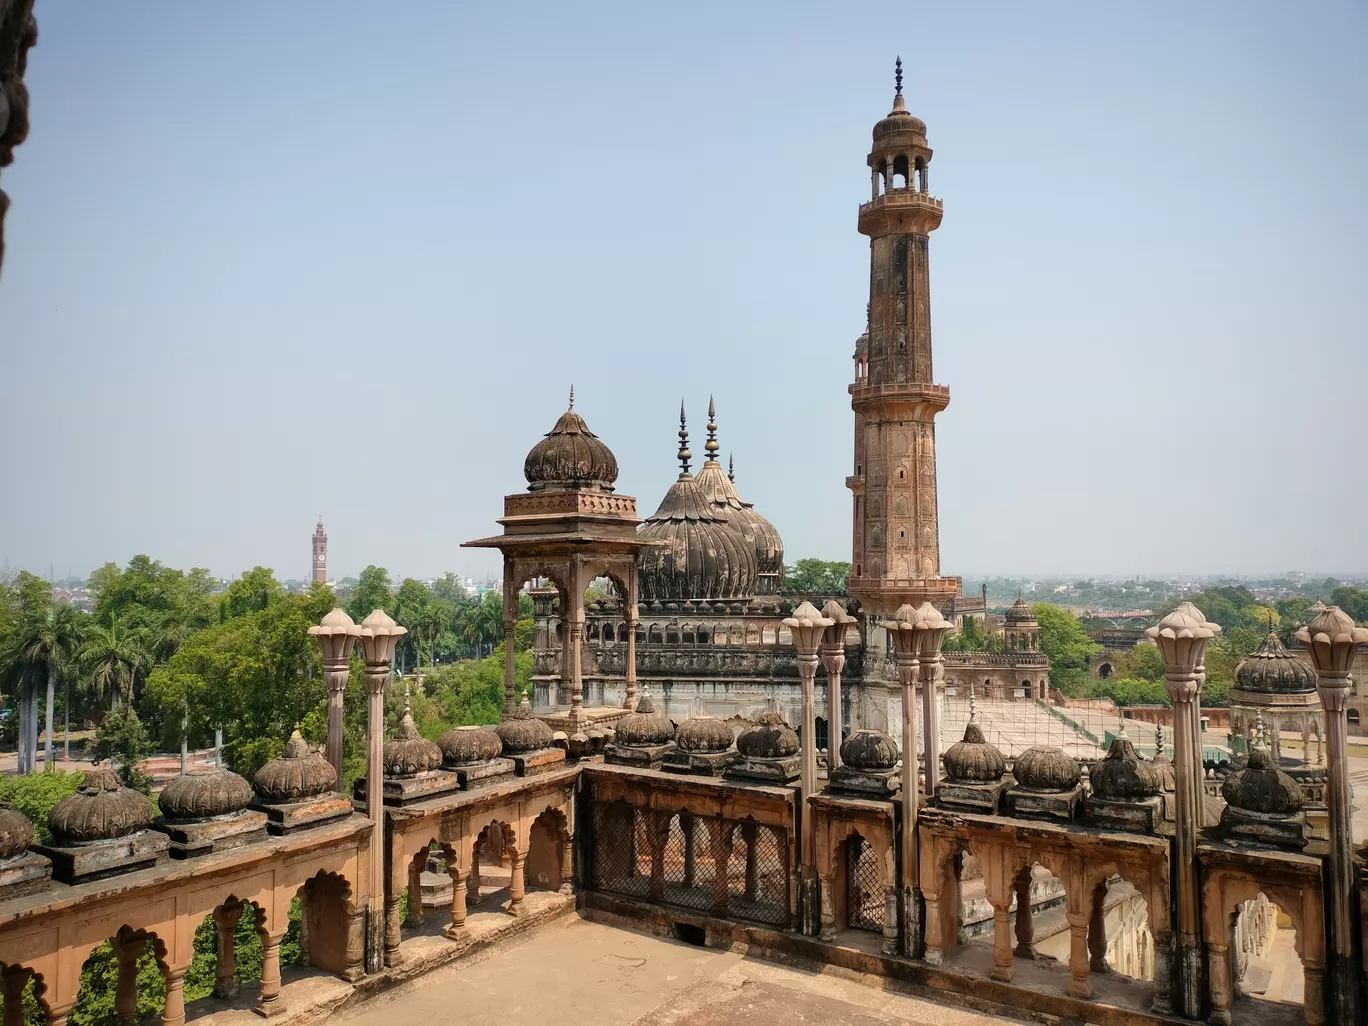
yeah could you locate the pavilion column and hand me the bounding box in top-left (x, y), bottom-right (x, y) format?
top-left (1088, 882), bottom-right (1108, 972)
top-left (1067, 912), bottom-right (1093, 998)
top-left (819, 601), bottom-right (853, 771)
top-left (358, 610), bottom-right (405, 975)
top-left (503, 562), bottom-right (517, 717)
top-left (708, 819), bottom-right (732, 914)
top-left (213, 901), bottom-right (243, 998)
top-left (509, 848), bottom-right (527, 915)
top-left (45, 1007), bottom-right (72, 1026)
top-left (1013, 870), bottom-right (1034, 958)
top-left (1147, 602), bottom-right (1220, 1020)
top-left (920, 651), bottom-right (944, 797)
top-left (160, 967), bottom-right (186, 1026)
top-left (567, 557), bottom-right (586, 725)
top-left (254, 930), bottom-right (287, 1018)
top-left (897, 646), bottom-right (920, 955)
top-left (445, 866), bottom-right (468, 939)
top-left (406, 856), bottom-right (424, 928)
top-left (1152, 928), bottom-right (1175, 1014)
top-left (623, 569), bottom-right (639, 710)
top-left (785, 602), bottom-right (833, 937)
top-left (990, 902), bottom-right (1013, 981)
top-left (309, 610), bottom-right (359, 801)
top-left (112, 933), bottom-right (145, 1026)
top-left (2, 967), bottom-right (32, 1026)
top-left (1297, 605), bottom-right (1368, 1025)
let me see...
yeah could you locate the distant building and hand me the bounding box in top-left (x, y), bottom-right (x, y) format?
top-left (312, 518), bottom-right (327, 584)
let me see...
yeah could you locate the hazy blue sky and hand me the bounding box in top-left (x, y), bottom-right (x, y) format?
top-left (2, 1), bottom-right (1365, 584)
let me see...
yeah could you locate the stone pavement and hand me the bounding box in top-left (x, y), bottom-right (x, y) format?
top-left (331, 915), bottom-right (1031, 1026)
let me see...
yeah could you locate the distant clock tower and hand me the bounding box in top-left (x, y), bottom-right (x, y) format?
top-left (312, 517), bottom-right (327, 584)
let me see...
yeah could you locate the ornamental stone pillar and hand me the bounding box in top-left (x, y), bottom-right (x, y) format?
top-left (623, 568), bottom-right (639, 710)
top-left (883, 604), bottom-right (921, 957)
top-left (502, 560), bottom-right (517, 717)
top-left (1297, 605), bottom-right (1368, 1025)
top-left (784, 600), bottom-right (833, 936)
top-left (358, 609), bottom-right (406, 974)
top-left (1146, 602), bottom-right (1220, 1019)
top-left (912, 603), bottom-right (951, 800)
top-left (309, 609), bottom-right (358, 785)
top-left (567, 556), bottom-right (586, 726)
top-left (255, 929), bottom-right (287, 1018)
top-left (213, 901), bottom-right (243, 998)
top-left (819, 600), bottom-right (856, 769)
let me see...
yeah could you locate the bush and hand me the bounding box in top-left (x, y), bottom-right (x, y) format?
top-left (91, 709), bottom-right (152, 793)
top-left (1089, 677), bottom-right (1169, 707)
top-left (0, 770), bottom-right (84, 843)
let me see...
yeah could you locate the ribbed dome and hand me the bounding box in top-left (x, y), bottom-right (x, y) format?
top-left (736, 711), bottom-right (799, 759)
top-left (1090, 732), bottom-right (1160, 801)
top-left (613, 690), bottom-right (675, 747)
top-left (159, 768), bottom-right (253, 821)
top-left (384, 709), bottom-right (443, 776)
top-left (1151, 753), bottom-right (1176, 792)
top-left (943, 721), bottom-right (1006, 783)
top-left (253, 729), bottom-right (338, 803)
top-left (873, 92), bottom-right (927, 142)
top-left (841, 729), bottom-right (899, 771)
top-left (439, 725), bottom-right (503, 765)
top-left (637, 406), bottom-right (757, 603)
top-left (1012, 746), bottom-right (1081, 792)
top-left (495, 698), bottom-right (554, 754)
top-left (49, 766), bottom-right (153, 844)
top-left (674, 716), bottom-right (734, 754)
top-left (0, 802), bottom-right (34, 860)
top-left (1222, 746), bottom-right (1304, 815)
top-left (522, 395), bottom-right (619, 493)
top-left (1235, 632), bottom-right (1316, 694)
top-left (1005, 596), bottom-right (1036, 624)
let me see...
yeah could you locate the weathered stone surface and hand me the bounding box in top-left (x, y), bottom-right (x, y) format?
top-left (254, 729), bottom-right (337, 803)
top-left (48, 766), bottom-right (153, 844)
top-left (453, 757), bottom-right (516, 789)
top-left (383, 709), bottom-right (443, 777)
top-left (248, 792), bottom-right (353, 835)
top-left (158, 768), bottom-right (253, 820)
top-left (32, 828), bottom-right (169, 884)
top-left (660, 747), bottom-right (738, 777)
top-left (1006, 782), bottom-right (1082, 823)
top-left (439, 725), bottom-right (502, 766)
top-left (1084, 794), bottom-right (1162, 834)
top-left (828, 763), bottom-right (900, 798)
top-left (937, 776), bottom-right (1011, 815)
top-left (511, 747), bottom-right (567, 778)
top-left (153, 808), bottom-right (268, 858)
top-left (0, 849), bottom-right (50, 900)
top-left (724, 753), bottom-right (801, 784)
top-left (604, 740), bottom-right (675, 770)
top-left (355, 769), bottom-right (461, 807)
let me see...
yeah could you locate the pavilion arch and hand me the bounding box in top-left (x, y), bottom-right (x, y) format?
top-left (814, 804), bottom-right (897, 952)
top-left (397, 837), bottom-right (460, 934)
top-left (527, 806), bottom-right (573, 894)
top-left (648, 624), bottom-right (663, 645)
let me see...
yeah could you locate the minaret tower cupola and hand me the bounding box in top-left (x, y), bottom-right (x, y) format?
top-left (846, 59), bottom-right (960, 615)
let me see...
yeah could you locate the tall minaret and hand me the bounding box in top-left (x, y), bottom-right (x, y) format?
top-left (846, 59), bottom-right (961, 617)
top-left (312, 517), bottom-right (328, 584)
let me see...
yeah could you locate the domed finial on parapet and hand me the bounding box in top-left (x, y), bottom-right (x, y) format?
top-left (704, 395), bottom-right (720, 462)
top-left (677, 401), bottom-right (692, 477)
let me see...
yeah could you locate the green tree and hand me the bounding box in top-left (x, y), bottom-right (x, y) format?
top-left (91, 708), bottom-right (153, 790)
top-left (943, 614), bottom-right (1003, 654)
top-left (780, 559), bottom-right (850, 596)
top-left (221, 567), bottom-right (284, 621)
top-left (1112, 641), bottom-right (1165, 682)
top-left (1330, 586), bottom-right (1368, 624)
top-left (12, 603), bottom-right (85, 768)
top-left (78, 618), bottom-right (148, 709)
top-left (1034, 603), bottom-right (1101, 698)
top-left (348, 565), bottom-right (393, 622)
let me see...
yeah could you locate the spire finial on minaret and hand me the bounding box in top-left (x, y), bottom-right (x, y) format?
top-left (728, 452), bottom-right (735, 483)
top-left (895, 56), bottom-right (903, 96)
top-left (704, 395), bottom-right (720, 462)
top-left (568, 383), bottom-right (575, 410)
top-left (677, 400), bottom-right (692, 477)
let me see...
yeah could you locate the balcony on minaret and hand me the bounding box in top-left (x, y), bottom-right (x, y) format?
top-left (848, 381), bottom-right (950, 420)
top-left (858, 188), bottom-right (944, 237)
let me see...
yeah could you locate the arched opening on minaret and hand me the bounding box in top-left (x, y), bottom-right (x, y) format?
top-left (891, 154), bottom-right (910, 189)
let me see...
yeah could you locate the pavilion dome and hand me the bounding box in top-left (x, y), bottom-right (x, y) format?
top-left (612, 690), bottom-right (675, 748)
top-left (48, 766), bottom-right (153, 845)
top-left (158, 768), bottom-right (253, 821)
top-left (1234, 632), bottom-right (1316, 695)
top-left (674, 716), bottom-right (734, 754)
top-left (495, 697), bottom-right (554, 754)
top-left (0, 802), bottom-right (34, 861)
top-left (637, 405), bottom-right (757, 603)
top-left (1222, 746), bottom-right (1304, 816)
top-left (943, 720), bottom-right (1005, 783)
top-left (384, 708), bottom-right (443, 777)
top-left (254, 729), bottom-right (338, 803)
top-left (736, 710), bottom-right (799, 760)
top-left (1005, 596), bottom-right (1036, 625)
top-left (523, 390), bottom-right (619, 492)
top-left (439, 725), bottom-right (503, 766)
top-left (1089, 730), bottom-right (1160, 801)
top-left (1012, 746), bottom-right (1081, 792)
top-left (841, 729), bottom-right (899, 772)
top-left (873, 92), bottom-right (927, 143)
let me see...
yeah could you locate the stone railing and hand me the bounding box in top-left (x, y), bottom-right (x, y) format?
top-left (857, 190), bottom-right (944, 216)
top-left (503, 491), bottom-right (638, 519)
top-left (944, 652), bottom-right (1048, 668)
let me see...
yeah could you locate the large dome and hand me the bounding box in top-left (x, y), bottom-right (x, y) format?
top-left (1235, 631), bottom-right (1316, 695)
top-left (691, 399), bottom-right (784, 595)
top-left (637, 404), bottom-right (757, 603)
top-left (522, 389), bottom-right (619, 492)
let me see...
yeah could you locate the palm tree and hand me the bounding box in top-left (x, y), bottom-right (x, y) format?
top-left (0, 635), bottom-right (36, 774)
top-left (80, 618), bottom-right (147, 710)
top-left (15, 605), bottom-right (85, 768)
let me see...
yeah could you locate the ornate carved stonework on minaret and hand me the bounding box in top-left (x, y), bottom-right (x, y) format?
top-left (312, 517), bottom-right (328, 584)
top-left (846, 58), bottom-right (961, 618)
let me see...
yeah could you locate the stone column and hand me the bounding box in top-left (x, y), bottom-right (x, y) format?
top-left (2, 968), bottom-right (32, 1026)
top-left (990, 902), bottom-right (1013, 981)
top-left (1013, 871), bottom-right (1034, 958)
top-left (160, 968), bottom-right (186, 1026)
top-left (871, 167), bottom-right (880, 199)
top-left (1067, 912), bottom-right (1092, 998)
top-left (818, 872), bottom-right (837, 941)
top-left (623, 569), bottom-right (639, 710)
top-left (1152, 928), bottom-right (1175, 1014)
top-left (820, 601), bottom-right (854, 770)
top-left (1147, 602), bottom-right (1220, 1019)
top-left (112, 933), bottom-right (145, 1026)
top-left (567, 557), bottom-right (586, 725)
top-left (255, 930), bottom-right (287, 1018)
top-left (1297, 605), bottom-right (1368, 1025)
top-left (709, 819), bottom-right (732, 915)
top-left (509, 848), bottom-right (526, 915)
top-left (1088, 883), bottom-right (1108, 971)
top-left (213, 901), bottom-right (243, 998)
top-left (743, 823), bottom-right (758, 901)
top-left (1304, 960), bottom-right (1327, 1026)
top-left (784, 602), bottom-right (832, 936)
top-left (406, 856), bottom-right (424, 928)
top-left (681, 813), bottom-right (696, 888)
top-left (445, 867), bottom-right (468, 939)
top-left (920, 651), bottom-right (944, 797)
top-left (1207, 941), bottom-right (1232, 1024)
top-left (383, 891), bottom-right (403, 967)
top-left (309, 608), bottom-right (358, 785)
top-left (358, 609), bottom-right (406, 975)
top-left (503, 562), bottom-right (518, 717)
top-left (561, 835), bottom-right (575, 894)
top-left (45, 1005), bottom-right (73, 1026)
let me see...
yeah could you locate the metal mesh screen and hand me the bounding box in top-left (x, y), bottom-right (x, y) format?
top-left (660, 814), bottom-right (714, 911)
top-left (846, 835), bottom-right (883, 933)
top-left (726, 823), bottom-right (789, 927)
top-left (592, 801), bottom-right (650, 899)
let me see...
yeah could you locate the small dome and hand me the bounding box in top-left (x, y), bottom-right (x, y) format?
top-left (1089, 732), bottom-right (1160, 801)
top-left (841, 729), bottom-right (899, 771)
top-left (943, 721), bottom-right (1006, 783)
top-left (495, 698), bottom-right (554, 754)
top-left (613, 691), bottom-right (675, 748)
top-left (1222, 746), bottom-right (1304, 815)
top-left (1012, 746), bottom-right (1081, 792)
top-left (158, 768), bottom-right (253, 821)
top-left (1235, 632), bottom-right (1316, 694)
top-left (1150, 752), bottom-right (1176, 792)
top-left (384, 708), bottom-right (443, 776)
top-left (439, 725), bottom-right (503, 765)
top-left (522, 396), bottom-right (619, 492)
top-left (736, 711), bottom-right (799, 759)
top-left (873, 91), bottom-right (927, 143)
top-left (253, 729), bottom-right (338, 803)
top-left (0, 802), bottom-right (34, 860)
top-left (1005, 596), bottom-right (1036, 624)
top-left (49, 766), bottom-right (153, 844)
top-left (674, 716), bottom-right (734, 754)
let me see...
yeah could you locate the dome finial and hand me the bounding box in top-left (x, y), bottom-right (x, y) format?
top-left (704, 395), bottom-right (720, 461)
top-left (728, 452), bottom-right (735, 483)
top-left (968, 682), bottom-right (977, 722)
top-left (568, 383), bottom-right (575, 410)
top-left (895, 56), bottom-right (903, 97)
top-left (677, 400), bottom-right (692, 477)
